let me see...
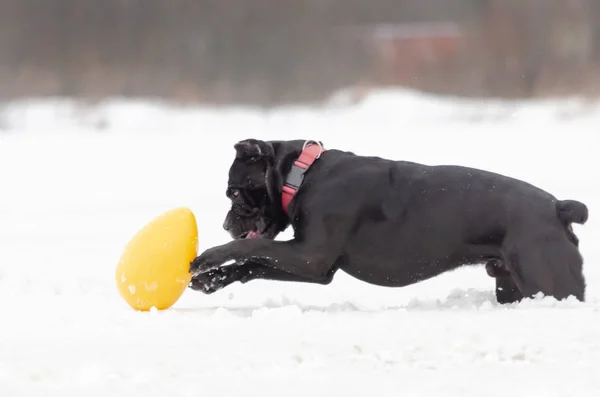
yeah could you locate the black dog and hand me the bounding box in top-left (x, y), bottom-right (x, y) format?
top-left (189, 139), bottom-right (589, 304)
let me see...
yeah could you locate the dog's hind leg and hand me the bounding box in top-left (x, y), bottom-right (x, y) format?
top-left (504, 233), bottom-right (585, 302)
top-left (485, 260), bottom-right (510, 278)
top-left (495, 274), bottom-right (524, 304)
top-left (483, 259), bottom-right (524, 304)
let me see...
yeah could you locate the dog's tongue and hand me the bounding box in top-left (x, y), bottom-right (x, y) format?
top-left (246, 231), bottom-right (260, 239)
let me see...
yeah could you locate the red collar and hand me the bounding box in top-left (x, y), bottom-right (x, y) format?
top-left (281, 140), bottom-right (326, 214)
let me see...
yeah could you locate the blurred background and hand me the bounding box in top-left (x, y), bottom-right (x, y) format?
top-left (1, 0), bottom-right (599, 107)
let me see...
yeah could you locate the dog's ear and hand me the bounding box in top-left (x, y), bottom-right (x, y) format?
top-left (234, 139), bottom-right (274, 163)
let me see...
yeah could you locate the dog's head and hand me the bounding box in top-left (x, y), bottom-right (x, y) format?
top-left (222, 139), bottom-right (289, 240)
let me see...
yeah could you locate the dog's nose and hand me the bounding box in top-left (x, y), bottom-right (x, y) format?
top-left (222, 220), bottom-right (229, 231)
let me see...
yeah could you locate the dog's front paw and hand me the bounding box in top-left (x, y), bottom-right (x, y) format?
top-left (188, 265), bottom-right (239, 294)
top-left (189, 247), bottom-right (226, 276)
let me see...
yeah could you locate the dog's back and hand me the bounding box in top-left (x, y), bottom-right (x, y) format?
top-left (311, 151), bottom-right (588, 301)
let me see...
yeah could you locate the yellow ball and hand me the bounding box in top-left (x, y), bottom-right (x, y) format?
top-left (115, 207), bottom-right (198, 311)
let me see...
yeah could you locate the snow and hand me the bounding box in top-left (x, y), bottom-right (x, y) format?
top-left (1, 89), bottom-right (600, 396)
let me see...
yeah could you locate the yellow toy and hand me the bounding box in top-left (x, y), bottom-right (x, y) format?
top-left (115, 207), bottom-right (198, 311)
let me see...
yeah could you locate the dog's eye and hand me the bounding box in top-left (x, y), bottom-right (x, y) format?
top-left (232, 190), bottom-right (240, 197)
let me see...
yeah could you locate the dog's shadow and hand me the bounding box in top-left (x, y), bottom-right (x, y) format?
top-left (173, 288), bottom-right (521, 317)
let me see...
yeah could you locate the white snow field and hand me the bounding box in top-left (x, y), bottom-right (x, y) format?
top-left (1, 90), bottom-right (600, 396)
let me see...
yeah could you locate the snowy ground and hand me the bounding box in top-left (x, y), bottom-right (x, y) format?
top-left (1, 90), bottom-right (600, 396)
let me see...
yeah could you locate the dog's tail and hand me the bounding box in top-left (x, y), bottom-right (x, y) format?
top-left (556, 199), bottom-right (588, 225)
